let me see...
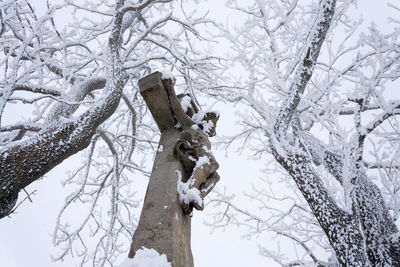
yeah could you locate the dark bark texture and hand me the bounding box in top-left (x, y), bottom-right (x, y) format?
top-left (271, 0), bottom-right (400, 265)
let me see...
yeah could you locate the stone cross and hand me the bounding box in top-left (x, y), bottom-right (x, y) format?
top-left (128, 72), bottom-right (220, 267)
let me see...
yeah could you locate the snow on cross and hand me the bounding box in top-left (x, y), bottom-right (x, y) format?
top-left (127, 72), bottom-right (220, 267)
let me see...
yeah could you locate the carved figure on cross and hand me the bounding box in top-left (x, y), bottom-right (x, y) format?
top-left (128, 71), bottom-right (220, 267)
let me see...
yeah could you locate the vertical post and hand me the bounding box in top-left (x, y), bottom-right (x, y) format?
top-left (128, 128), bottom-right (193, 267)
top-left (128, 72), bottom-right (219, 267)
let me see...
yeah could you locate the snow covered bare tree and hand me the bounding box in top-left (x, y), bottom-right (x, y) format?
top-left (0, 0), bottom-right (219, 265)
top-left (210, 0), bottom-right (400, 266)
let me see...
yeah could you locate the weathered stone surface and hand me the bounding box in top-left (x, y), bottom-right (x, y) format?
top-left (129, 72), bottom-right (194, 267)
top-left (129, 71), bottom-right (219, 267)
top-left (138, 72), bottom-right (176, 131)
top-left (129, 128), bottom-right (193, 267)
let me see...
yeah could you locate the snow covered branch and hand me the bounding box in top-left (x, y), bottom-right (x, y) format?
top-left (0, 0), bottom-right (222, 265)
top-left (273, 0), bottom-right (337, 139)
top-left (214, 0), bottom-right (400, 265)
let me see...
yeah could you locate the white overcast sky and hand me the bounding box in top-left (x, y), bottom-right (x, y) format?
top-left (0, 1), bottom-right (398, 267)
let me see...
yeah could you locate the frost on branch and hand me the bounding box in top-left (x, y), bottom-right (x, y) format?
top-left (0, 0), bottom-right (222, 266)
top-left (210, 0), bottom-right (400, 266)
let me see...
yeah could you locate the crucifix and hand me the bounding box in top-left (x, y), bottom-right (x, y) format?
top-left (128, 72), bottom-right (220, 267)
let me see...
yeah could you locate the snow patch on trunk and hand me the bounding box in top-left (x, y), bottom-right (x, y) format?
top-left (118, 247), bottom-right (171, 267)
